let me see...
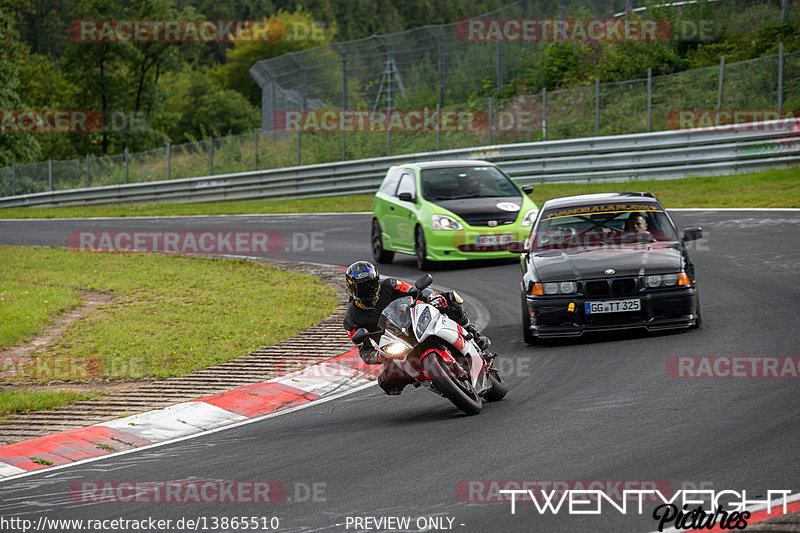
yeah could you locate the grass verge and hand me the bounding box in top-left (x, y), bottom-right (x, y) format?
top-left (0, 246), bottom-right (337, 381)
top-left (0, 246), bottom-right (337, 417)
top-left (0, 169), bottom-right (797, 219)
top-left (0, 390), bottom-right (95, 418)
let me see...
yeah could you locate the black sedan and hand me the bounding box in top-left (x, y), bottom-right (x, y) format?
top-left (506, 192), bottom-right (703, 344)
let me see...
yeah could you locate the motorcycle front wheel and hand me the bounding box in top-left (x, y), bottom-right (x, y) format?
top-left (423, 352), bottom-right (482, 415)
top-left (483, 368), bottom-right (508, 402)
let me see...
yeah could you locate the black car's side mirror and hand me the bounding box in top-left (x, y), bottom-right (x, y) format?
top-left (505, 240), bottom-right (527, 253)
top-left (398, 192), bottom-right (415, 203)
top-left (415, 273), bottom-right (433, 290)
top-left (351, 328), bottom-right (368, 345)
top-left (521, 185), bottom-right (533, 194)
top-left (682, 227), bottom-right (703, 242)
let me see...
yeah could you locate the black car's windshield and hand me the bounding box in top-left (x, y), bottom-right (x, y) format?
top-left (378, 296), bottom-right (414, 333)
top-left (532, 204), bottom-right (679, 251)
top-left (421, 166), bottom-right (519, 200)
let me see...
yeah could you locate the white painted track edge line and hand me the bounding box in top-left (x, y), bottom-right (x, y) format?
top-left (0, 381), bottom-right (377, 484)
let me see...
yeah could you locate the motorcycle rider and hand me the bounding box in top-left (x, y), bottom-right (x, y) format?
top-left (342, 260), bottom-right (491, 395)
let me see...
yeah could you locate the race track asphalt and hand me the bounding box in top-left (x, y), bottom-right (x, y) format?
top-left (0, 209), bottom-right (798, 533)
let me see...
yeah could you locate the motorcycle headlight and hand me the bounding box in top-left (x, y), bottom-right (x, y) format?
top-left (415, 306), bottom-right (433, 338)
top-left (432, 214), bottom-right (463, 230)
top-left (521, 208), bottom-right (539, 226)
top-left (384, 342), bottom-right (409, 356)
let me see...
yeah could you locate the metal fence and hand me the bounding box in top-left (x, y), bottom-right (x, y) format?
top-left (0, 0), bottom-right (797, 198)
top-left (2, 118), bottom-right (798, 208)
top-left (251, 0), bottom-right (794, 130)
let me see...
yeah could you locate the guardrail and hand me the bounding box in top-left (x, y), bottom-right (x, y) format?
top-left (1, 120), bottom-right (798, 208)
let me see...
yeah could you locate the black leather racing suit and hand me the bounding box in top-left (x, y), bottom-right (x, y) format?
top-left (342, 278), bottom-right (475, 394)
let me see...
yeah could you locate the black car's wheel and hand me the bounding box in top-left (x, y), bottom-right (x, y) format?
top-left (483, 369), bottom-right (508, 402)
top-left (423, 352), bottom-right (482, 415)
top-left (371, 220), bottom-right (394, 263)
top-left (521, 292), bottom-right (537, 345)
top-left (690, 295), bottom-right (703, 329)
top-left (415, 226), bottom-right (432, 271)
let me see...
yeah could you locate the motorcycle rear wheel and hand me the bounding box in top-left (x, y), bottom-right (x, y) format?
top-left (423, 353), bottom-right (482, 415)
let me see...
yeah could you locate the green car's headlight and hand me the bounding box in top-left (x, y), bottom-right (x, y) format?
top-left (432, 214), bottom-right (463, 230)
top-left (521, 208), bottom-right (539, 226)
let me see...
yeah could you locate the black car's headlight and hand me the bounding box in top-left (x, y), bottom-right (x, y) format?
top-left (645, 273), bottom-right (691, 288)
top-left (432, 214), bottom-right (463, 230)
top-left (543, 281), bottom-right (577, 295)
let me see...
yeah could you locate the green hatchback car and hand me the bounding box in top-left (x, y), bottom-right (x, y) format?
top-left (371, 160), bottom-right (539, 270)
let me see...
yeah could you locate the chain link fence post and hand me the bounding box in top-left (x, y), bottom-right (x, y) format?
top-left (209, 135), bottom-right (214, 176)
top-left (436, 103), bottom-right (441, 151)
top-left (167, 142), bottom-right (171, 180)
top-left (542, 88), bottom-right (547, 140)
top-left (497, 39), bottom-right (504, 89)
top-left (488, 96), bottom-right (494, 145)
top-left (124, 147), bottom-right (129, 184)
top-left (717, 56), bottom-right (725, 122)
top-left (48, 159), bottom-right (52, 191)
top-left (86, 153), bottom-right (90, 187)
top-left (254, 128), bottom-right (259, 170)
top-left (595, 77), bottom-right (600, 136)
top-left (778, 42), bottom-right (784, 115)
top-left (11, 163), bottom-right (15, 196)
top-left (647, 68), bottom-right (652, 132)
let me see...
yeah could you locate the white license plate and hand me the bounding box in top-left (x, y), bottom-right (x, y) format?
top-left (476, 234), bottom-right (514, 246)
top-left (585, 299), bottom-right (640, 314)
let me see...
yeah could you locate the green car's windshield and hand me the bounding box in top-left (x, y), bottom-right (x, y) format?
top-left (421, 166), bottom-right (520, 200)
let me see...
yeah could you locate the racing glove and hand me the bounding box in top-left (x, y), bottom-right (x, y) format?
top-left (426, 293), bottom-right (448, 311)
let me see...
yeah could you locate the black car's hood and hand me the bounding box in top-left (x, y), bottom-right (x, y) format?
top-left (532, 244), bottom-right (683, 280)
top-left (430, 196), bottom-right (522, 226)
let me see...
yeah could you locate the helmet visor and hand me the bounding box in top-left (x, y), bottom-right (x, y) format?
top-left (352, 278), bottom-right (380, 302)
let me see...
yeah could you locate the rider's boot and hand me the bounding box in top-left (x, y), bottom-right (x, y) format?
top-left (466, 324), bottom-right (491, 352)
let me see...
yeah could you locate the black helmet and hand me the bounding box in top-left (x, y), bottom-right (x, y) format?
top-left (346, 261), bottom-right (380, 309)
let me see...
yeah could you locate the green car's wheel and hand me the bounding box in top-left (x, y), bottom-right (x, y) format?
top-left (415, 226), bottom-right (432, 271)
top-left (371, 220), bottom-right (394, 263)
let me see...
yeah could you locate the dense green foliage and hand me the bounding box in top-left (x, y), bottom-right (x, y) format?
top-left (4, 0), bottom-right (799, 167)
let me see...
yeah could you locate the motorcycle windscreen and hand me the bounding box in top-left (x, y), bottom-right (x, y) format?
top-left (378, 296), bottom-right (414, 333)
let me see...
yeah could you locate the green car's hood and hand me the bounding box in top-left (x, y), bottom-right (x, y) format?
top-left (429, 196), bottom-right (525, 226)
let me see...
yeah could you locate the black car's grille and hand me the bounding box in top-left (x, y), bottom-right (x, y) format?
top-left (459, 213), bottom-right (518, 227)
top-left (585, 281), bottom-right (610, 296)
top-left (612, 278), bottom-right (636, 295)
top-left (582, 278), bottom-right (637, 296)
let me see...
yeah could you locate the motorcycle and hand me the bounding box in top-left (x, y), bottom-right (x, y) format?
top-left (352, 274), bottom-right (507, 415)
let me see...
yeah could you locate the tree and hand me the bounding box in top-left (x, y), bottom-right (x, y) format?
top-left (211, 8), bottom-right (337, 107)
top-left (0, 2), bottom-right (41, 166)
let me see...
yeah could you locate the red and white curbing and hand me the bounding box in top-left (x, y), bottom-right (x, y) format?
top-left (0, 348), bottom-right (376, 479)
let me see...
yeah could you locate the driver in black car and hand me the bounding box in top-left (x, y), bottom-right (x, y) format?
top-left (342, 260), bottom-right (491, 395)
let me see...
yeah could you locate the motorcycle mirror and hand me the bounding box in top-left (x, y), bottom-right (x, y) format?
top-left (415, 273), bottom-right (433, 290)
top-left (351, 328), bottom-right (368, 345)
